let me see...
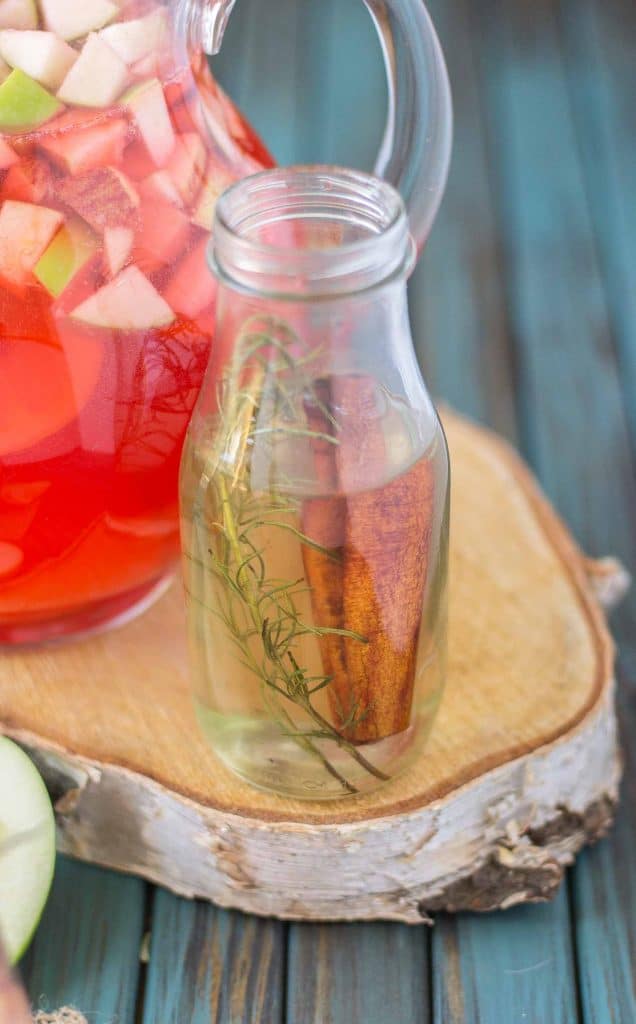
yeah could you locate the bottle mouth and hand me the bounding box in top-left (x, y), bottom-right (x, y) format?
top-left (210, 166), bottom-right (415, 298)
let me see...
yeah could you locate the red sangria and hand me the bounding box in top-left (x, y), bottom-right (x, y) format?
top-left (0, 0), bottom-right (272, 644)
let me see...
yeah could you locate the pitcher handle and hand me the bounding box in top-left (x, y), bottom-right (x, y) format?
top-left (188, 0), bottom-right (452, 249)
top-left (366, 0), bottom-right (452, 248)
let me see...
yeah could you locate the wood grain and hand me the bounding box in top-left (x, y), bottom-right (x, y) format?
top-left (287, 923), bottom-right (430, 1024)
top-left (142, 893), bottom-right (284, 1024)
top-left (474, 0), bottom-right (636, 1020)
top-left (21, 859), bottom-right (144, 1022)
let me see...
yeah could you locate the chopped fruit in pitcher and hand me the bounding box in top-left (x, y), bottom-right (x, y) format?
top-left (57, 33), bottom-right (128, 108)
top-left (0, 29), bottom-right (76, 90)
top-left (123, 77), bottom-right (174, 166)
top-left (0, 0), bottom-right (37, 31)
top-left (0, 198), bottom-right (62, 283)
top-left (134, 199), bottom-right (189, 274)
top-left (39, 0), bottom-right (117, 41)
top-left (34, 216), bottom-right (96, 296)
top-left (0, 0), bottom-right (275, 646)
top-left (0, 67), bottom-right (61, 128)
top-left (38, 111), bottom-right (128, 174)
top-left (103, 225), bottom-right (133, 276)
top-left (58, 165), bottom-right (139, 231)
top-left (99, 7), bottom-right (168, 66)
top-left (163, 237), bottom-right (216, 321)
top-left (70, 264), bottom-right (175, 329)
top-left (139, 168), bottom-right (182, 207)
top-left (166, 132), bottom-right (205, 204)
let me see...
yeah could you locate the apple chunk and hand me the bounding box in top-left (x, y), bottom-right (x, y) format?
top-left (0, 135), bottom-right (17, 167)
top-left (0, 0), bottom-right (37, 31)
top-left (0, 68), bottom-right (62, 129)
top-left (39, 111), bottom-right (128, 174)
top-left (58, 165), bottom-right (139, 232)
top-left (58, 33), bottom-right (128, 108)
top-left (103, 224), bottom-right (133, 276)
top-left (0, 199), bottom-right (63, 284)
top-left (166, 132), bottom-right (206, 205)
top-left (0, 30), bottom-right (77, 90)
top-left (163, 237), bottom-right (216, 320)
top-left (99, 8), bottom-right (168, 66)
top-left (34, 216), bottom-right (96, 296)
top-left (39, 0), bottom-right (118, 41)
top-left (70, 265), bottom-right (175, 329)
top-left (123, 77), bottom-right (174, 168)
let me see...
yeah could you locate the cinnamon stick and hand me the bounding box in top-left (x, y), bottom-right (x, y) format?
top-left (302, 375), bottom-right (435, 744)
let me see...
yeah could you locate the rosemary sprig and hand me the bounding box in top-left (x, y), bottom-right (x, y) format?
top-left (186, 317), bottom-right (389, 794)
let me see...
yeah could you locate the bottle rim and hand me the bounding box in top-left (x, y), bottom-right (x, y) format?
top-left (210, 165), bottom-right (416, 299)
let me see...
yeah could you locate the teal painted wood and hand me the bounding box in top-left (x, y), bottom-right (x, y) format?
top-left (432, 888), bottom-right (579, 1024)
top-left (287, 923), bottom-right (430, 1024)
top-left (22, 857), bottom-right (144, 1022)
top-left (141, 890), bottom-right (284, 1024)
top-left (558, 0), bottom-right (636, 448)
top-left (474, 1), bottom-right (636, 1022)
top-left (410, 2), bottom-right (581, 1021)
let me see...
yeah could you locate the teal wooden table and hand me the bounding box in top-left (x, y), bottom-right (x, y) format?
top-left (20, 0), bottom-right (636, 1020)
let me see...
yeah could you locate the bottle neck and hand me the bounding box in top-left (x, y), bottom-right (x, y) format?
top-left (210, 167), bottom-right (416, 301)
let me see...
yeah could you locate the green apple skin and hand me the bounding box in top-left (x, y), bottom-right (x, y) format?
top-left (35, 218), bottom-right (96, 297)
top-left (0, 67), bottom-right (63, 129)
top-left (0, 737), bottom-right (56, 965)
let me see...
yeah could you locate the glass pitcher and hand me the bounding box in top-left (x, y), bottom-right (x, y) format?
top-left (0, 0), bottom-right (451, 646)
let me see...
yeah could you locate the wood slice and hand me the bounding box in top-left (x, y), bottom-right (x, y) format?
top-left (0, 411), bottom-right (626, 922)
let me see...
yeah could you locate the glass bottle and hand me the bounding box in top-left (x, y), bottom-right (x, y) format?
top-left (180, 167), bottom-right (449, 799)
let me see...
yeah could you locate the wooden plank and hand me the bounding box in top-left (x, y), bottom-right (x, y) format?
top-left (287, 924), bottom-right (430, 1024)
top-left (432, 888), bottom-right (579, 1023)
top-left (141, 891), bottom-right (284, 1024)
top-left (558, 0), bottom-right (636, 445)
top-left (554, 1), bottom-right (636, 1019)
top-left (414, 1), bottom-right (583, 1020)
top-left (413, 0), bottom-right (516, 436)
top-left (472, 0), bottom-right (636, 1021)
top-left (22, 857), bottom-right (144, 1023)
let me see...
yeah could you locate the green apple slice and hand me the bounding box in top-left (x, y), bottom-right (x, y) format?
top-left (0, 67), bottom-right (62, 129)
top-left (0, 737), bottom-right (55, 964)
top-left (35, 216), bottom-right (97, 296)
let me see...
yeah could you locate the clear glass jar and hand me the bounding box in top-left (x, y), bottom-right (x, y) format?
top-left (180, 166), bottom-right (449, 799)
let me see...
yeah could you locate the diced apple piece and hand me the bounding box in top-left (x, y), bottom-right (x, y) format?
top-left (70, 264), bottom-right (175, 329)
top-left (1, 155), bottom-right (53, 202)
top-left (57, 33), bottom-right (128, 108)
top-left (0, 0), bottom-right (37, 31)
top-left (192, 164), bottom-right (234, 231)
top-left (0, 68), bottom-right (62, 129)
top-left (166, 132), bottom-right (205, 206)
top-left (0, 30), bottom-right (76, 90)
top-left (39, 111), bottom-right (128, 174)
top-left (58, 165), bottom-right (139, 232)
top-left (103, 224), bottom-right (132, 276)
top-left (134, 200), bottom-right (189, 275)
top-left (0, 134), bottom-right (17, 166)
top-left (163, 237), bottom-right (216, 320)
top-left (99, 8), bottom-right (168, 66)
top-left (34, 215), bottom-right (96, 296)
top-left (139, 169), bottom-right (182, 208)
top-left (122, 78), bottom-right (174, 168)
top-left (0, 198), bottom-right (63, 284)
top-left (39, 0), bottom-right (117, 41)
